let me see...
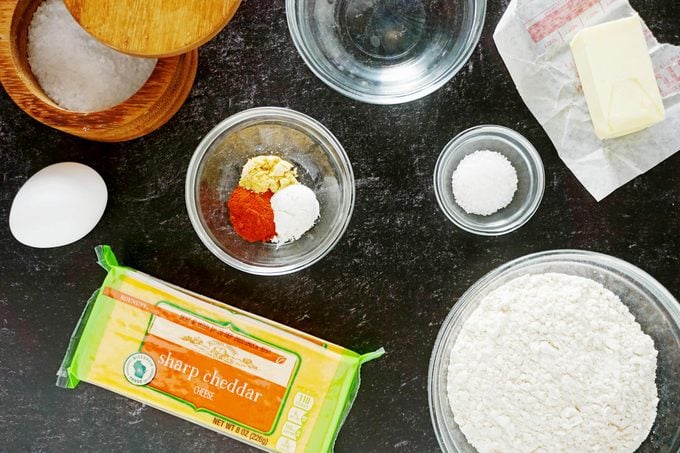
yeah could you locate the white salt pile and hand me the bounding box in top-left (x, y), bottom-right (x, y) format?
top-left (451, 150), bottom-right (518, 216)
top-left (27, 0), bottom-right (156, 112)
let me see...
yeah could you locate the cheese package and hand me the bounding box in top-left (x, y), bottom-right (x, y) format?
top-left (57, 246), bottom-right (383, 452)
top-left (570, 15), bottom-right (665, 140)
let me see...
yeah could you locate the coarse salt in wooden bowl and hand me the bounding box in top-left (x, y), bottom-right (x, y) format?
top-left (0, 0), bottom-right (198, 142)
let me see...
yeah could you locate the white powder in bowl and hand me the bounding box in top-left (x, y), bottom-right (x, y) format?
top-left (447, 273), bottom-right (658, 453)
top-left (271, 184), bottom-right (320, 244)
top-left (27, 0), bottom-right (157, 112)
top-left (451, 150), bottom-right (518, 216)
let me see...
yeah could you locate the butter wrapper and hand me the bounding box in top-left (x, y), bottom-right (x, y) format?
top-left (494, 0), bottom-right (680, 201)
top-left (57, 246), bottom-right (383, 453)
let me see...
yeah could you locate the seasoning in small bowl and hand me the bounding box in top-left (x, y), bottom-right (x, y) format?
top-left (434, 125), bottom-right (545, 236)
top-left (227, 155), bottom-right (321, 245)
top-left (186, 107), bottom-right (354, 276)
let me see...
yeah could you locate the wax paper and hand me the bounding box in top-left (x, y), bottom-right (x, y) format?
top-left (494, 0), bottom-right (680, 201)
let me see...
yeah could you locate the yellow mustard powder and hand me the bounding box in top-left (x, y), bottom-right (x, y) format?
top-left (239, 155), bottom-right (298, 193)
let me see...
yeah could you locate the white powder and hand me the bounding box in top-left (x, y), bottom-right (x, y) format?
top-left (271, 184), bottom-right (320, 244)
top-left (447, 273), bottom-right (658, 453)
top-left (27, 0), bottom-right (156, 112)
top-left (451, 150), bottom-right (518, 216)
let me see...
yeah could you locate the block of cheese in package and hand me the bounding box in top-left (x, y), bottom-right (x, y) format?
top-left (57, 246), bottom-right (384, 452)
top-left (570, 15), bottom-right (665, 140)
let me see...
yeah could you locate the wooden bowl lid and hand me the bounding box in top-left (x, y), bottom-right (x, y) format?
top-left (63, 0), bottom-right (241, 58)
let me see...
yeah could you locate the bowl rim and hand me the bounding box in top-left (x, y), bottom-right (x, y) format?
top-left (428, 249), bottom-right (680, 452)
top-left (433, 124), bottom-right (545, 236)
top-left (285, 0), bottom-right (487, 104)
top-left (185, 106), bottom-right (355, 276)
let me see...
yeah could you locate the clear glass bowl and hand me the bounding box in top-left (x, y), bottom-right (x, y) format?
top-left (286, 0), bottom-right (486, 104)
top-left (185, 107), bottom-right (355, 276)
top-left (429, 250), bottom-right (680, 452)
top-left (434, 125), bottom-right (545, 236)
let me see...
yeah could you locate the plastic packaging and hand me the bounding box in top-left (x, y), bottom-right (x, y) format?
top-left (58, 246), bottom-right (383, 452)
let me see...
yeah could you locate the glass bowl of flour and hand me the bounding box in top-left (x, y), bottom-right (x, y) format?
top-left (429, 250), bottom-right (680, 452)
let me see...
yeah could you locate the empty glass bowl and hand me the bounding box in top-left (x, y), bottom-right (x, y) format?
top-left (434, 125), bottom-right (545, 236)
top-left (185, 107), bottom-right (355, 276)
top-left (286, 0), bottom-right (487, 104)
top-left (429, 250), bottom-right (680, 452)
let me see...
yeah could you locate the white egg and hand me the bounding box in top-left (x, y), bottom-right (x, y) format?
top-left (9, 162), bottom-right (107, 248)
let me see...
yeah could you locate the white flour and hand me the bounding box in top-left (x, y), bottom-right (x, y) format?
top-left (447, 273), bottom-right (658, 453)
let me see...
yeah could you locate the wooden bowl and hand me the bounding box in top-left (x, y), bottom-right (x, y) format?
top-left (0, 0), bottom-right (198, 142)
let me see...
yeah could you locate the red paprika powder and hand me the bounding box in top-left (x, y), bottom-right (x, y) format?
top-left (227, 186), bottom-right (276, 242)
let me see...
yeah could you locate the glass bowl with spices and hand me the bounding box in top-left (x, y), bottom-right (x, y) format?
top-left (433, 125), bottom-right (545, 236)
top-left (186, 107), bottom-right (355, 276)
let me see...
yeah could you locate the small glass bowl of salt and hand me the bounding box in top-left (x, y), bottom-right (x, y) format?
top-left (434, 125), bottom-right (545, 236)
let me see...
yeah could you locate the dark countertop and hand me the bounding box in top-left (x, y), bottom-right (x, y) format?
top-left (1, 0), bottom-right (678, 451)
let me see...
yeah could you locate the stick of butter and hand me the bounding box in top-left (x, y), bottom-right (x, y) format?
top-left (570, 15), bottom-right (665, 140)
top-left (57, 246), bottom-right (383, 452)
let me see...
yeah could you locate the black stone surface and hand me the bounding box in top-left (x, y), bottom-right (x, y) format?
top-left (1, 0), bottom-right (678, 451)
